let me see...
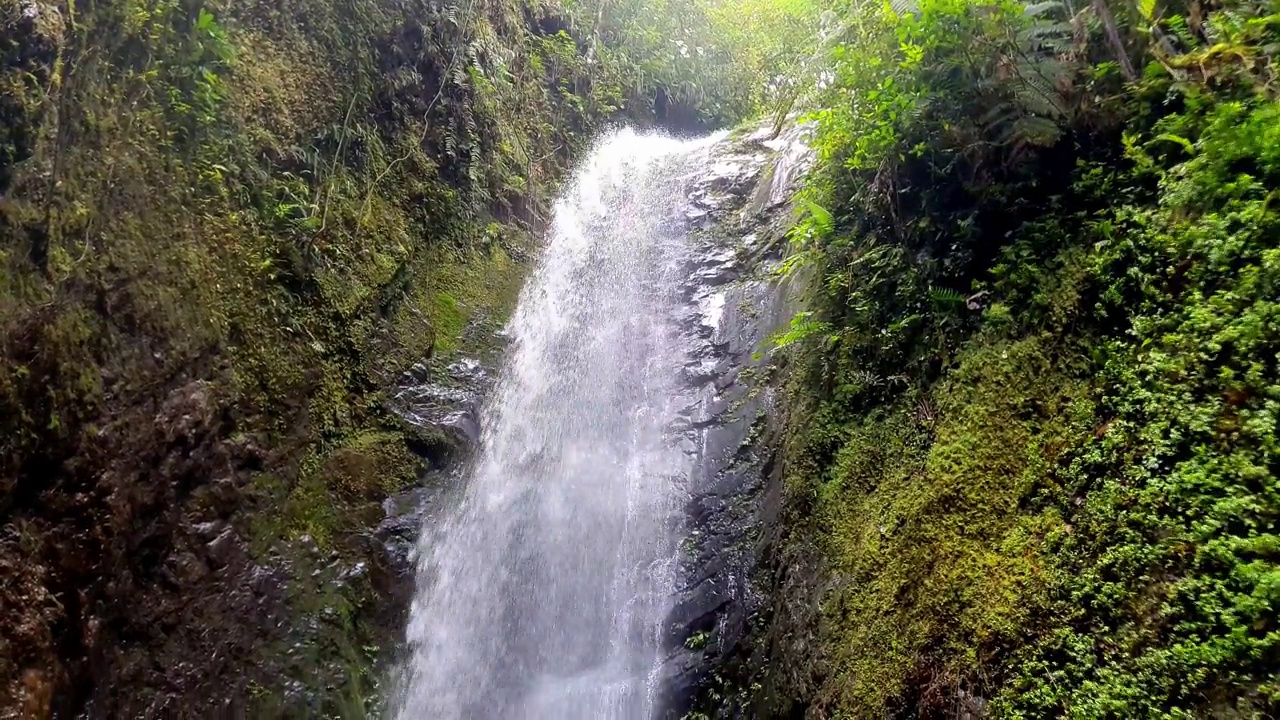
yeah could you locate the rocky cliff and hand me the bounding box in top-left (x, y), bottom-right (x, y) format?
top-left (652, 123), bottom-right (812, 719)
top-left (0, 0), bottom-right (679, 713)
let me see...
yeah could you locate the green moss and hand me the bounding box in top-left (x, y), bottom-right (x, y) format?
top-left (807, 337), bottom-right (1089, 713)
top-left (0, 0), bottom-right (668, 710)
top-left (990, 97), bottom-right (1280, 719)
top-left (762, 3), bottom-right (1280, 717)
top-left (402, 239), bottom-right (530, 361)
top-left (322, 430), bottom-right (421, 500)
top-left (243, 425), bottom-right (422, 553)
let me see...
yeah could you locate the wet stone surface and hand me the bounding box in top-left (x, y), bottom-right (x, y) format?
top-left (660, 123), bottom-right (813, 717)
top-left (372, 348), bottom-right (504, 642)
top-left (391, 357), bottom-right (491, 452)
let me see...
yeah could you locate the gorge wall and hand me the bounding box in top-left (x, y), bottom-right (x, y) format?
top-left (703, 3), bottom-right (1280, 718)
top-left (381, 120), bottom-right (815, 720)
top-left (4, 0), bottom-right (1279, 716)
top-left (0, 0), bottom-right (719, 714)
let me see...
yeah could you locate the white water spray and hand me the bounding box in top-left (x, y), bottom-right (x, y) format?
top-left (392, 129), bottom-right (722, 720)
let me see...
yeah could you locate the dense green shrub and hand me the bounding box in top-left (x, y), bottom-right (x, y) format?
top-left (759, 0), bottom-right (1280, 716)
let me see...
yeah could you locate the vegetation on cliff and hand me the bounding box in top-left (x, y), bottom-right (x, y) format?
top-left (4, 0), bottom-right (1277, 713)
top-left (753, 0), bottom-right (1280, 716)
top-left (0, 0), bottom-right (778, 714)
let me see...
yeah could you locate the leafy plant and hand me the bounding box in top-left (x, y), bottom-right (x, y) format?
top-left (751, 0), bottom-right (1280, 717)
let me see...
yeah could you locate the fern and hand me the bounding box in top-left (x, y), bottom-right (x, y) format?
top-left (1166, 14), bottom-right (1196, 46)
top-left (1023, 0), bottom-right (1066, 18)
top-left (769, 311), bottom-right (835, 351)
top-left (1151, 132), bottom-right (1195, 155)
top-left (1005, 115), bottom-right (1063, 146)
top-left (1011, 63), bottom-right (1067, 117)
top-left (803, 199), bottom-right (834, 236)
top-left (928, 287), bottom-right (967, 310)
top-left (889, 0), bottom-right (920, 17)
top-left (977, 101), bottom-right (1018, 127)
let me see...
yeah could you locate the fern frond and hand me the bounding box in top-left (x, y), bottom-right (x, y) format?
top-left (977, 101), bottom-right (1017, 127)
top-left (890, 0), bottom-right (920, 16)
top-left (1009, 56), bottom-right (1070, 117)
top-left (1023, 0), bottom-right (1066, 18)
top-left (928, 287), bottom-right (967, 309)
top-left (1003, 115), bottom-right (1062, 146)
top-left (1018, 20), bottom-right (1073, 48)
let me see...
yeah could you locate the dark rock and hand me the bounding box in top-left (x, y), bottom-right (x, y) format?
top-left (205, 528), bottom-right (239, 570)
top-left (191, 521), bottom-right (225, 542)
top-left (376, 486), bottom-right (432, 576)
top-left (156, 381), bottom-right (216, 444)
top-left (658, 123), bottom-right (812, 718)
top-left (391, 354), bottom-right (497, 467)
top-left (957, 689), bottom-right (990, 719)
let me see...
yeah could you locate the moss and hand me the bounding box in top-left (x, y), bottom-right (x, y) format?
top-left (759, 7), bottom-right (1280, 717)
top-left (318, 430), bottom-right (421, 504)
top-left (0, 0), bottom-right (660, 710)
top-left (805, 337), bottom-right (1090, 714)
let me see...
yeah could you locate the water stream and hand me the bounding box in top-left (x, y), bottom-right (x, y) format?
top-left (391, 130), bottom-right (724, 720)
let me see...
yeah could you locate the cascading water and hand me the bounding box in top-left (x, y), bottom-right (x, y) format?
top-left (392, 129), bottom-right (724, 720)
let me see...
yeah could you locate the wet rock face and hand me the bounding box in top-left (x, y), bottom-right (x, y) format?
top-left (392, 357), bottom-right (490, 457)
top-left (0, 331), bottom-right (497, 717)
top-left (0, 375), bottom-right (293, 718)
top-left (661, 124), bottom-right (812, 718)
top-left (226, 362), bottom-right (490, 718)
top-left (375, 349), bottom-right (500, 631)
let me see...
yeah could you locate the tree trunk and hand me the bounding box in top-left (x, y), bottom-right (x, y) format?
top-left (1094, 0), bottom-right (1137, 81)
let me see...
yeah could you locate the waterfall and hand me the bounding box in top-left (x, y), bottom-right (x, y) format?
top-left (391, 129), bottom-right (724, 720)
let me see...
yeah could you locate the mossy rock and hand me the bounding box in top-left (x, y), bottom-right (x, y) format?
top-left (321, 430), bottom-right (421, 501)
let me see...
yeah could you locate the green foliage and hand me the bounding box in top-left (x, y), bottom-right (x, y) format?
top-left (0, 0), bottom-right (731, 712)
top-left (759, 0), bottom-right (1280, 716)
top-left (686, 630), bottom-right (712, 649)
top-left (992, 91), bottom-right (1280, 719)
top-left (584, 0), bottom-right (827, 125)
top-left (809, 338), bottom-right (1088, 715)
top-left (767, 310), bottom-right (834, 351)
